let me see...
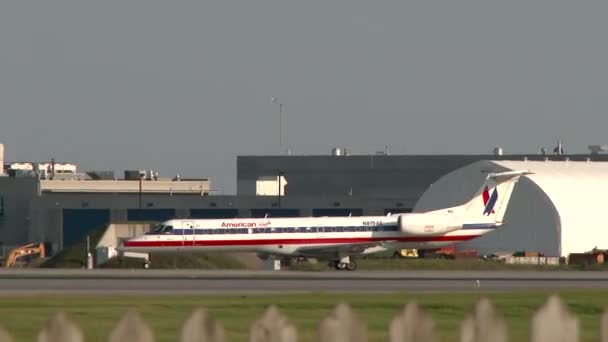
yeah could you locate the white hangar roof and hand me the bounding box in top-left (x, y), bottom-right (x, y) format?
top-left (414, 160), bottom-right (608, 257)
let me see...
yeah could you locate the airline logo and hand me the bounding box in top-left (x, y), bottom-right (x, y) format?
top-left (221, 222), bottom-right (256, 228)
top-left (482, 186), bottom-right (498, 216)
top-left (220, 221), bottom-right (272, 228)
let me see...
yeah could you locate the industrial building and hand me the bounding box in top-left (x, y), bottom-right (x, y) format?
top-left (1, 140), bottom-right (608, 258)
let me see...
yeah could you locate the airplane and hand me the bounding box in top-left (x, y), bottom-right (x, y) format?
top-left (122, 170), bottom-right (529, 270)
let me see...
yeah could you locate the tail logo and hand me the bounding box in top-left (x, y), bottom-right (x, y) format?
top-left (482, 187), bottom-right (498, 215)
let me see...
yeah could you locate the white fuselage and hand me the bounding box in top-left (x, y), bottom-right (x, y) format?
top-left (122, 215), bottom-right (494, 257)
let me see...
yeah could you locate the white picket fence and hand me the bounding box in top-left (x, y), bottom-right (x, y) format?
top-left (2, 295), bottom-right (603, 342)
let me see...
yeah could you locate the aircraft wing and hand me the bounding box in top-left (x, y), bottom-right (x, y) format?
top-left (295, 240), bottom-right (399, 258)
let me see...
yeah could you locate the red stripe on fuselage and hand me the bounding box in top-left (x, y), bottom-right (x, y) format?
top-left (124, 235), bottom-right (479, 248)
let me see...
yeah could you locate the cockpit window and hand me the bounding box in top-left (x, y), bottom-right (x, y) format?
top-left (151, 224), bottom-right (174, 234)
top-left (153, 224), bottom-right (165, 233)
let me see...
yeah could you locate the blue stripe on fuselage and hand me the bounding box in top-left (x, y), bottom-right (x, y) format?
top-left (462, 223), bottom-right (498, 230)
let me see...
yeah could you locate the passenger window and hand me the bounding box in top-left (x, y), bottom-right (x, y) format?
top-left (337, 227), bottom-right (344, 232)
top-left (265, 228), bottom-right (271, 233)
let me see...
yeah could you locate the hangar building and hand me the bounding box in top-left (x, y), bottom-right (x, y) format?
top-left (414, 160), bottom-right (608, 257)
top-left (2, 138), bottom-right (608, 257)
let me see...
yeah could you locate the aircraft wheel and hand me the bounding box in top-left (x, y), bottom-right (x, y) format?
top-left (336, 262), bottom-right (347, 271)
top-left (143, 261), bottom-right (151, 269)
top-left (346, 261), bottom-right (357, 271)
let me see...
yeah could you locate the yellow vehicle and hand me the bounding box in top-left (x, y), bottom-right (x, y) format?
top-left (4, 243), bottom-right (47, 268)
top-left (395, 249), bottom-right (419, 258)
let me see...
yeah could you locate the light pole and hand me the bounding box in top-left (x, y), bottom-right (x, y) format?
top-left (271, 97), bottom-right (284, 153)
top-left (278, 171), bottom-right (284, 208)
top-left (138, 174), bottom-right (143, 209)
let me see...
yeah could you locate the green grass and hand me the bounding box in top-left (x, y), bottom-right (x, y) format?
top-left (40, 227), bottom-right (107, 268)
top-left (1, 291), bottom-right (607, 342)
top-left (100, 252), bottom-right (248, 269)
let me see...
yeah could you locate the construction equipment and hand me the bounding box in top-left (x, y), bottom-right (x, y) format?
top-left (4, 242), bottom-right (47, 268)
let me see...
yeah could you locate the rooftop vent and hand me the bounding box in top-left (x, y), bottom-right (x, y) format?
top-left (331, 147), bottom-right (345, 156)
top-left (493, 147), bottom-right (503, 156)
top-left (589, 145), bottom-right (608, 154)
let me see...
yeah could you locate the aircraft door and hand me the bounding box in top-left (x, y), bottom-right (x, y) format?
top-left (183, 221), bottom-right (195, 247)
top-left (316, 226), bottom-right (325, 239)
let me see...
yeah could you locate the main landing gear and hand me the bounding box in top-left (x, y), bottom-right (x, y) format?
top-left (329, 256), bottom-right (356, 271)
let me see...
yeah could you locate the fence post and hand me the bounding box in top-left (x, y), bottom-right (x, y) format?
top-left (249, 305), bottom-right (297, 342)
top-left (37, 312), bottom-right (84, 342)
top-left (319, 303), bottom-right (367, 342)
top-left (108, 310), bottom-right (154, 342)
top-left (179, 308), bottom-right (225, 342)
top-left (460, 297), bottom-right (507, 342)
top-left (530, 295), bottom-right (578, 342)
top-left (601, 310), bottom-right (608, 342)
top-left (389, 302), bottom-right (435, 342)
top-left (0, 326), bottom-right (13, 342)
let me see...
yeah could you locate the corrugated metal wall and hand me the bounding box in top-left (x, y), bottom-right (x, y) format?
top-left (62, 209), bottom-right (110, 247)
top-left (127, 209), bottom-right (176, 222)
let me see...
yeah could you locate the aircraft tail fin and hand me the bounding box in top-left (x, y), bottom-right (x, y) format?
top-left (428, 170), bottom-right (530, 226)
top-left (461, 170), bottom-right (530, 225)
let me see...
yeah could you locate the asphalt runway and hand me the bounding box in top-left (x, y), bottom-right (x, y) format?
top-left (0, 269), bottom-right (607, 295)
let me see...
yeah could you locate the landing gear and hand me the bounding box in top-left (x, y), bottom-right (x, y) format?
top-left (346, 261), bottom-right (356, 271)
top-left (143, 261), bottom-right (151, 269)
top-left (329, 257), bottom-right (356, 271)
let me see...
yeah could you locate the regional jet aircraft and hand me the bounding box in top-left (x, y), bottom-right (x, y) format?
top-left (122, 170), bottom-right (529, 270)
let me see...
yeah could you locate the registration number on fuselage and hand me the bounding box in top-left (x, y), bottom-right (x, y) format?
top-left (362, 221), bottom-right (383, 226)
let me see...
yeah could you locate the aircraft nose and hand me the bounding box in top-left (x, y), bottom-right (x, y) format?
top-left (123, 237), bottom-right (141, 247)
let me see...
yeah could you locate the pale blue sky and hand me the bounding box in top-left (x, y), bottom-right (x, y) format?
top-left (1, 1), bottom-right (607, 193)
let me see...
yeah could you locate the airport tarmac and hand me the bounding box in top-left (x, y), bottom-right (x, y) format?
top-left (0, 269), bottom-right (607, 295)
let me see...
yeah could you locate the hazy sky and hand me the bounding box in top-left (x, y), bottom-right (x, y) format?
top-left (1, 1), bottom-right (607, 193)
